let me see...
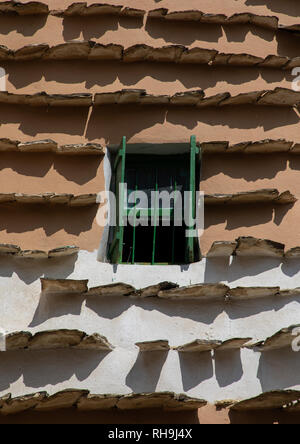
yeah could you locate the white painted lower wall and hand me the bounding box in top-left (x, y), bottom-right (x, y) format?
top-left (0, 250), bottom-right (300, 404)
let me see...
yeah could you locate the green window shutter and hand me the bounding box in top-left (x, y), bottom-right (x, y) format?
top-left (186, 135), bottom-right (200, 264)
top-left (109, 136), bottom-right (127, 264)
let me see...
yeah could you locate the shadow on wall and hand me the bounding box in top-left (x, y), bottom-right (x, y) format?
top-left (126, 351), bottom-right (169, 393)
top-left (0, 15), bottom-right (47, 36)
top-left (0, 349), bottom-right (109, 392)
top-left (245, 0), bottom-right (300, 18)
top-left (4, 60), bottom-right (291, 90)
top-left (63, 15), bottom-right (144, 41)
top-left (0, 152), bottom-right (102, 184)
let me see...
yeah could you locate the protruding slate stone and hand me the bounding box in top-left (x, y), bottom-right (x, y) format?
top-left (165, 394), bottom-right (207, 411)
top-left (145, 46), bottom-right (185, 63)
top-left (276, 191), bottom-right (297, 204)
top-left (57, 143), bottom-right (104, 155)
top-left (117, 392), bottom-right (206, 411)
top-left (170, 90), bottom-right (204, 106)
top-left (5, 331), bottom-right (32, 351)
top-left (216, 338), bottom-right (252, 351)
top-left (45, 41), bottom-right (91, 60)
top-left (17, 250), bottom-right (48, 259)
top-left (133, 282), bottom-right (178, 298)
top-left (201, 141), bottom-right (228, 154)
top-left (175, 340), bottom-right (221, 353)
top-left (49, 194), bottom-right (72, 205)
top-left (0, 1), bottom-right (49, 15)
top-left (0, 138), bottom-right (19, 151)
top-left (63, 3), bottom-right (122, 16)
top-left (279, 288), bottom-right (300, 297)
top-left (89, 43), bottom-right (123, 60)
top-left (14, 44), bottom-right (49, 61)
top-left (136, 340), bottom-right (170, 352)
top-left (18, 139), bottom-right (58, 152)
top-left (0, 44), bottom-right (12, 60)
top-left (165, 11), bottom-right (203, 22)
top-left (259, 55), bottom-right (289, 69)
top-left (206, 241), bottom-right (237, 258)
top-left (28, 329), bottom-right (85, 350)
top-left (197, 93), bottom-right (230, 107)
top-left (35, 389), bottom-right (88, 412)
top-left (258, 88), bottom-right (300, 107)
top-left (179, 48), bottom-right (217, 64)
top-left (158, 283), bottom-right (229, 301)
top-left (0, 193), bottom-right (16, 203)
top-left (227, 287), bottom-right (280, 301)
top-left (0, 244), bottom-right (21, 255)
top-left (41, 278), bottom-right (88, 295)
top-left (48, 246), bottom-right (79, 258)
top-left (15, 193), bottom-right (47, 204)
top-left (220, 91), bottom-right (264, 106)
top-left (1, 392), bottom-right (47, 416)
top-left (69, 194), bottom-right (97, 206)
top-left (285, 248), bottom-right (300, 258)
top-left (205, 189), bottom-right (281, 205)
top-left (254, 325), bottom-right (300, 352)
top-left (244, 139), bottom-right (293, 153)
top-left (227, 54), bottom-right (264, 66)
top-left (231, 391), bottom-right (300, 411)
top-left (76, 333), bottom-right (113, 351)
top-left (235, 237), bottom-right (285, 257)
top-left (77, 394), bottom-right (120, 411)
top-left (87, 282), bottom-right (135, 297)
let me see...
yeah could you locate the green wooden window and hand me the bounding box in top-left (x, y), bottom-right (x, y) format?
top-left (108, 136), bottom-right (201, 265)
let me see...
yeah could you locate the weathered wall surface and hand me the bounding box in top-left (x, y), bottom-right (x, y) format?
top-left (0, 0), bottom-right (300, 423)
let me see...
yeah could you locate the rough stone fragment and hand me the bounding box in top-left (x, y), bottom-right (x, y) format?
top-left (28, 329), bottom-right (85, 350)
top-left (0, 44), bottom-right (12, 60)
top-left (227, 54), bottom-right (263, 66)
top-left (220, 91), bottom-right (264, 106)
top-left (216, 338), bottom-right (252, 351)
top-left (244, 139), bottom-right (292, 153)
top-left (148, 9), bottom-right (168, 20)
top-left (139, 94), bottom-right (169, 105)
top-left (5, 331), bottom-right (32, 350)
top-left (57, 143), bottom-right (103, 155)
top-left (285, 248), bottom-right (300, 258)
top-left (227, 142), bottom-right (251, 153)
top-left (235, 237), bottom-right (285, 257)
top-left (256, 324), bottom-right (300, 352)
top-left (206, 241), bottom-right (237, 258)
top-left (200, 14), bottom-right (227, 24)
top-left (197, 93), bottom-right (230, 107)
top-left (18, 139), bottom-right (57, 152)
top-left (0, 1), bottom-right (49, 15)
top-left (49, 194), bottom-right (72, 204)
top-left (158, 283), bottom-right (229, 301)
top-left (211, 53), bottom-right (231, 65)
top-left (17, 250), bottom-right (48, 259)
top-left (146, 46), bottom-right (185, 63)
top-left (201, 141), bottom-right (228, 154)
top-left (258, 88), bottom-right (300, 106)
top-left (229, 189), bottom-right (280, 204)
top-left (170, 90), bottom-right (204, 106)
top-left (165, 394), bottom-right (207, 411)
top-left (226, 13), bottom-right (252, 25)
top-left (15, 194), bottom-right (47, 204)
top-left (0, 394), bottom-right (11, 409)
top-left (89, 44), bottom-right (123, 60)
top-left (94, 92), bottom-right (121, 105)
top-left (165, 11), bottom-right (203, 22)
top-left (175, 340), bottom-right (221, 353)
top-left (0, 91), bottom-right (28, 105)
top-left (231, 391), bottom-right (300, 411)
top-left (41, 278), bottom-right (88, 295)
top-left (279, 288), bottom-right (300, 297)
top-left (284, 57), bottom-right (300, 70)
top-left (0, 244), bottom-right (21, 254)
top-left (123, 44), bottom-right (152, 63)
top-left (69, 194), bottom-right (98, 206)
top-left (0, 193), bottom-right (16, 203)
top-left (35, 389), bottom-right (88, 411)
top-left (118, 89), bottom-right (145, 104)
top-left (64, 3), bottom-right (122, 16)
top-left (47, 93), bottom-right (93, 107)
top-left (14, 44), bottom-right (49, 61)
top-left (179, 48), bottom-right (217, 64)
top-left (136, 340), bottom-right (170, 352)
top-left (77, 394), bottom-right (120, 411)
top-left (120, 7), bottom-right (145, 18)
top-left (0, 138), bottom-right (19, 151)
top-left (133, 282), bottom-right (178, 298)
top-left (48, 246), bottom-right (79, 258)
top-left (45, 41), bottom-right (91, 60)
top-left (250, 14), bottom-right (278, 30)
top-left (276, 191), bottom-right (297, 204)
top-left (259, 55), bottom-right (289, 69)
top-left (87, 283), bottom-right (135, 297)
top-left (76, 333), bottom-right (113, 351)
top-left (227, 287), bottom-right (280, 301)
top-left (1, 392), bottom-right (47, 416)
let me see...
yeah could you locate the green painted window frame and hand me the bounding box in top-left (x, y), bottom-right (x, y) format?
top-left (108, 136), bottom-right (201, 265)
